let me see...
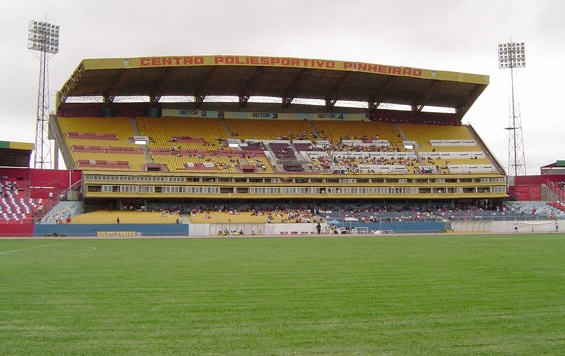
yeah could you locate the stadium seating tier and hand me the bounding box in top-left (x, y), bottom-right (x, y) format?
top-left (57, 116), bottom-right (497, 174)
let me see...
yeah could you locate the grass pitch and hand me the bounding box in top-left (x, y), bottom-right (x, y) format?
top-left (1, 234), bottom-right (564, 355)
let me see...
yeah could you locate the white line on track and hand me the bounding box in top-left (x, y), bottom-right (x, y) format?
top-left (0, 242), bottom-right (73, 256)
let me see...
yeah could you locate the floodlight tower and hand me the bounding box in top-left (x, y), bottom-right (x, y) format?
top-left (498, 42), bottom-right (526, 177)
top-left (28, 20), bottom-right (59, 169)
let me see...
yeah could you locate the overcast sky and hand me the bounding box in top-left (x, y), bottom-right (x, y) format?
top-left (1, 0), bottom-right (564, 175)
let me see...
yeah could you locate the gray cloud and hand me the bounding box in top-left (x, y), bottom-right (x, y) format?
top-left (1, 0), bottom-right (564, 174)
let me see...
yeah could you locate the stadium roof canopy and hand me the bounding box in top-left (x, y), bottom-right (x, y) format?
top-left (0, 141), bottom-right (34, 168)
top-left (57, 55), bottom-right (489, 119)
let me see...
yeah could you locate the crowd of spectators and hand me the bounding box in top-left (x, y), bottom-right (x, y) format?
top-left (89, 200), bottom-right (564, 226)
top-left (177, 153), bottom-right (242, 172)
top-left (307, 152), bottom-right (420, 174)
top-left (314, 140), bottom-right (402, 153)
top-left (168, 129), bottom-right (488, 175)
top-left (190, 205), bottom-right (318, 224)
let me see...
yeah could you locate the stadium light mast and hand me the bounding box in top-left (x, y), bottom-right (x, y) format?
top-left (28, 20), bottom-right (59, 169)
top-left (498, 41), bottom-right (526, 177)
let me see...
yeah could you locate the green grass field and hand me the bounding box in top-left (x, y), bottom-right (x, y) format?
top-left (1, 234), bottom-right (564, 355)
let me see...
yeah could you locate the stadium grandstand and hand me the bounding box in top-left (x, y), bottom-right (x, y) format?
top-left (2, 55), bottom-right (565, 236)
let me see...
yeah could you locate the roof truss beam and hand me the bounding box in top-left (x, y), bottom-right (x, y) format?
top-left (412, 80), bottom-right (441, 113)
top-left (238, 67), bottom-right (264, 108)
top-left (195, 66), bottom-right (222, 108)
top-left (325, 71), bottom-right (354, 110)
top-left (282, 68), bottom-right (310, 108)
top-left (150, 67), bottom-right (178, 105)
top-left (456, 84), bottom-right (483, 119)
top-left (104, 69), bottom-right (132, 106)
top-left (57, 63), bottom-right (84, 109)
top-left (368, 77), bottom-right (397, 113)
top-left (239, 95), bottom-right (250, 106)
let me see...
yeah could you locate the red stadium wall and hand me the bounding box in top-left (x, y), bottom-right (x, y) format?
top-left (0, 168), bottom-right (81, 236)
top-left (0, 223), bottom-right (34, 236)
top-left (0, 168), bottom-right (81, 200)
top-left (543, 175), bottom-right (565, 185)
top-left (509, 174), bottom-right (565, 202)
top-left (508, 175), bottom-right (542, 201)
